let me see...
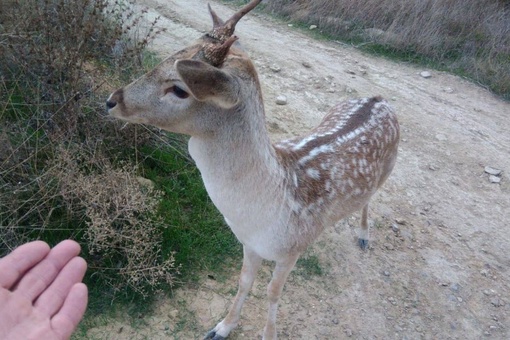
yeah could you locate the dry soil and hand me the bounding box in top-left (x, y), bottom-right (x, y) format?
top-left (88, 1), bottom-right (510, 339)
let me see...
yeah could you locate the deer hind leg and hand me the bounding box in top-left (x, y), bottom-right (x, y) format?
top-left (205, 246), bottom-right (262, 340)
top-left (358, 203), bottom-right (370, 249)
top-left (263, 253), bottom-right (300, 340)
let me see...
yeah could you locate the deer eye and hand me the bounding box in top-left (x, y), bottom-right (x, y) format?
top-left (165, 85), bottom-right (189, 99)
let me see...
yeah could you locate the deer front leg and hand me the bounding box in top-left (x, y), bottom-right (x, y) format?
top-left (263, 253), bottom-right (300, 340)
top-left (205, 246), bottom-right (262, 340)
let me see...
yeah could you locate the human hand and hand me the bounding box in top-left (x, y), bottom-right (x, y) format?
top-left (0, 240), bottom-right (88, 340)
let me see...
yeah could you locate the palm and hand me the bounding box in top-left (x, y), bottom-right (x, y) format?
top-left (0, 241), bottom-right (88, 340)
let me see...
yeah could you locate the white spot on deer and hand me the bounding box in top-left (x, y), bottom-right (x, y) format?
top-left (298, 144), bottom-right (335, 166)
top-left (306, 168), bottom-right (321, 180)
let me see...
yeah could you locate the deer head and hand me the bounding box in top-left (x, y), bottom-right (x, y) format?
top-left (106, 0), bottom-right (263, 136)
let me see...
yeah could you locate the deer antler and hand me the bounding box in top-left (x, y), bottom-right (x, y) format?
top-left (202, 35), bottom-right (239, 67)
top-left (202, 0), bottom-right (262, 66)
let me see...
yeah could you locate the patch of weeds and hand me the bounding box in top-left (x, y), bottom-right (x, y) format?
top-left (373, 218), bottom-right (385, 230)
top-left (295, 253), bottom-right (324, 279)
top-left (358, 43), bottom-right (430, 65)
top-left (172, 299), bottom-right (201, 336)
top-left (227, 287), bottom-right (239, 297)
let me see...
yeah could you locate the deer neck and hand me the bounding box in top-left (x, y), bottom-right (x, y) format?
top-left (188, 99), bottom-right (289, 235)
top-left (189, 102), bottom-right (282, 187)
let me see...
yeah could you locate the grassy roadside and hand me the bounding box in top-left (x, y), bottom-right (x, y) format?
top-left (226, 0), bottom-right (510, 101)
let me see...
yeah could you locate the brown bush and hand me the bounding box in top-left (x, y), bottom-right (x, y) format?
top-left (52, 147), bottom-right (176, 297)
top-left (1, 0), bottom-right (164, 138)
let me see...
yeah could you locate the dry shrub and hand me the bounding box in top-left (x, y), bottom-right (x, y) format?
top-left (264, 0), bottom-right (510, 98)
top-left (0, 0), bottom-right (164, 139)
top-left (52, 146), bottom-right (176, 297)
top-left (0, 0), bottom-right (171, 297)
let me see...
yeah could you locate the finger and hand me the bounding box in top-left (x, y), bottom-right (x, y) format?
top-left (0, 241), bottom-right (50, 289)
top-left (34, 256), bottom-right (87, 317)
top-left (51, 283), bottom-right (88, 339)
top-left (14, 240), bottom-right (81, 301)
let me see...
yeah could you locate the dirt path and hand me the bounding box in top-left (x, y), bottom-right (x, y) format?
top-left (88, 1), bottom-right (510, 339)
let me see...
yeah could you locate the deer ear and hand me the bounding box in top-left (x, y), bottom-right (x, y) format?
top-left (175, 59), bottom-right (239, 109)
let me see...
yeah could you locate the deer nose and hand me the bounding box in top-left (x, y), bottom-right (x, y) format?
top-left (106, 99), bottom-right (117, 109)
top-left (106, 89), bottom-right (123, 110)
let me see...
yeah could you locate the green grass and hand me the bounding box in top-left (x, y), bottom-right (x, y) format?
top-left (295, 254), bottom-right (324, 279)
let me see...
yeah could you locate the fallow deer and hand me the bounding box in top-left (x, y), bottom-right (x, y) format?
top-left (106, 1), bottom-right (399, 339)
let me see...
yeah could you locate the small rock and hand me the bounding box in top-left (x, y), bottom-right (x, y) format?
top-left (484, 166), bottom-right (502, 176)
top-left (302, 61), bottom-right (312, 68)
top-left (288, 24), bottom-right (293, 27)
top-left (327, 88), bottom-right (336, 93)
top-left (395, 218), bottom-right (407, 225)
top-left (276, 95), bottom-right (288, 105)
top-left (444, 87), bottom-right (454, 93)
top-left (491, 297), bottom-right (505, 307)
top-left (384, 243), bottom-right (394, 250)
top-left (332, 318), bottom-right (339, 325)
top-left (383, 271), bottom-right (391, 276)
top-left (420, 71), bottom-right (432, 78)
top-left (391, 223), bottom-right (400, 233)
top-left (270, 65), bottom-right (281, 73)
top-left (450, 283), bottom-right (461, 292)
top-left (489, 175), bottom-right (501, 183)
top-left (309, 25), bottom-right (318, 30)
top-left (345, 328), bottom-right (353, 337)
top-left (435, 133), bottom-right (447, 141)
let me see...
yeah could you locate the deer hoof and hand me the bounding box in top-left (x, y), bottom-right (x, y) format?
top-left (358, 238), bottom-right (369, 250)
top-left (204, 330), bottom-right (226, 340)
